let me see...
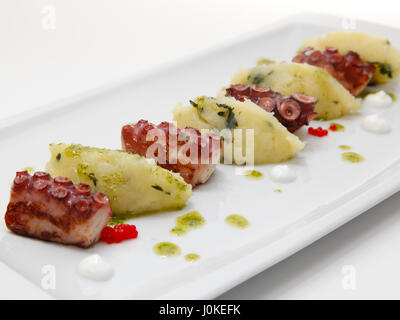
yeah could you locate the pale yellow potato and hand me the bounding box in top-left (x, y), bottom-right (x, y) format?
top-left (299, 31), bottom-right (400, 84)
top-left (231, 62), bottom-right (361, 120)
top-left (46, 143), bottom-right (192, 215)
top-left (172, 96), bottom-right (304, 164)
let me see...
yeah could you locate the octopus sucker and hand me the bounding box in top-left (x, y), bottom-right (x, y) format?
top-left (121, 120), bottom-right (221, 187)
top-left (225, 84), bottom-right (318, 133)
top-left (4, 171), bottom-right (112, 248)
top-left (293, 47), bottom-right (376, 96)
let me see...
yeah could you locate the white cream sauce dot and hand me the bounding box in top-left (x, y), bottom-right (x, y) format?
top-left (77, 254), bottom-right (114, 281)
top-left (270, 165), bottom-right (297, 183)
top-left (362, 114), bottom-right (391, 134)
top-left (363, 91), bottom-right (392, 108)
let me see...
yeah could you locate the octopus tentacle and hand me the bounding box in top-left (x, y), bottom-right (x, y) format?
top-left (292, 47), bottom-right (376, 96)
top-left (4, 171), bottom-right (112, 248)
top-left (226, 84), bottom-right (318, 133)
top-left (121, 120), bottom-right (221, 187)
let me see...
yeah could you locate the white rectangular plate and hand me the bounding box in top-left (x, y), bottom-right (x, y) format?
top-left (1, 13), bottom-right (400, 299)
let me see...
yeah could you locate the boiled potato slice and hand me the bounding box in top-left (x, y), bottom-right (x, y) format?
top-left (231, 63), bottom-right (361, 120)
top-left (46, 143), bottom-right (192, 215)
top-left (172, 96), bottom-right (304, 164)
top-left (299, 31), bottom-right (400, 84)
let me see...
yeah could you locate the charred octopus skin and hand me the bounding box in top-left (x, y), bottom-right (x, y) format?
top-left (293, 47), bottom-right (376, 96)
top-left (121, 120), bottom-right (221, 187)
top-left (4, 171), bottom-right (112, 248)
top-left (225, 84), bottom-right (318, 133)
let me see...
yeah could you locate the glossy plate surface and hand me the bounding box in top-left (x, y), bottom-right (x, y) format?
top-left (0, 13), bottom-right (399, 299)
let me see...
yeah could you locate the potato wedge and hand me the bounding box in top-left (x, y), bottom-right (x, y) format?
top-left (172, 96), bottom-right (304, 164)
top-left (231, 62), bottom-right (361, 120)
top-left (46, 143), bottom-right (192, 215)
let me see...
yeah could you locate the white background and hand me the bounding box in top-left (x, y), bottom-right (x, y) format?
top-left (1, 0), bottom-right (400, 299)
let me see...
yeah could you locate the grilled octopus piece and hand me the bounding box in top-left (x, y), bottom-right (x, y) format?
top-left (4, 171), bottom-right (112, 248)
top-left (121, 120), bottom-right (221, 187)
top-left (226, 84), bottom-right (318, 133)
top-left (292, 47), bottom-right (376, 96)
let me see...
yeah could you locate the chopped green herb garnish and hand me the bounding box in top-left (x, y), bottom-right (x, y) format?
top-left (63, 145), bottom-right (82, 158)
top-left (152, 185), bottom-right (163, 191)
top-left (88, 173), bottom-right (97, 186)
top-left (108, 215), bottom-right (130, 226)
top-left (56, 153), bottom-right (61, 161)
top-left (152, 185), bottom-right (171, 195)
top-left (372, 62), bottom-right (393, 78)
top-left (252, 73), bottom-right (265, 85)
top-left (216, 103), bottom-right (238, 129)
top-left (77, 163), bottom-right (98, 187)
top-left (189, 100), bottom-right (198, 107)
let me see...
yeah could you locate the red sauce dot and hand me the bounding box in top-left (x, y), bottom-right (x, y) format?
top-left (308, 126), bottom-right (328, 137)
top-left (329, 124), bottom-right (338, 131)
top-left (100, 224), bottom-right (138, 244)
